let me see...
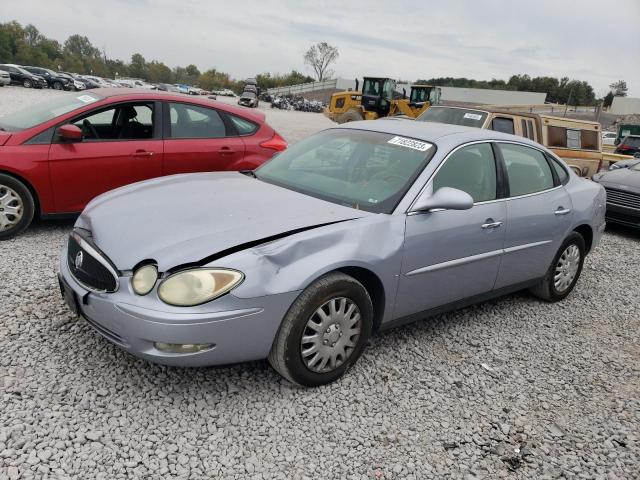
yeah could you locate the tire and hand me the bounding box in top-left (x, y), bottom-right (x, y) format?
top-left (336, 109), bottom-right (364, 124)
top-left (53, 81), bottom-right (63, 90)
top-left (529, 232), bottom-right (586, 302)
top-left (23, 79), bottom-right (33, 88)
top-left (268, 272), bottom-right (373, 387)
top-left (0, 174), bottom-right (36, 240)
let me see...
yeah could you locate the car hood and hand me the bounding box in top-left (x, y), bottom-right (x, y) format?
top-left (78, 172), bottom-right (370, 271)
top-left (595, 168), bottom-right (640, 193)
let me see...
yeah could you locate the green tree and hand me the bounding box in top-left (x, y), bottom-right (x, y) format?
top-left (609, 80), bottom-right (628, 97)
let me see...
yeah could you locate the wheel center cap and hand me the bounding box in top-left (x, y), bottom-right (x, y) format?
top-left (324, 324), bottom-right (341, 345)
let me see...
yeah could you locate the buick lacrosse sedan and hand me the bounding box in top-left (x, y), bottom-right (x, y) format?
top-left (58, 122), bottom-right (606, 386)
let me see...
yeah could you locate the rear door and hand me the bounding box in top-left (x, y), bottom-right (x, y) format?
top-left (494, 142), bottom-right (573, 289)
top-left (162, 102), bottom-right (246, 175)
top-left (48, 101), bottom-right (163, 212)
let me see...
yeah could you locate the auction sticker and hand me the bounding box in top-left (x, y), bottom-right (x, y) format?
top-left (387, 136), bottom-right (432, 152)
top-left (463, 113), bottom-right (483, 120)
top-left (76, 95), bottom-right (98, 103)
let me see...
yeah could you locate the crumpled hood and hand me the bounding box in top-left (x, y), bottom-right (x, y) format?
top-left (78, 172), bottom-right (370, 271)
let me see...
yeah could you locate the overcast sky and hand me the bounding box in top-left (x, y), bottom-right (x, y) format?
top-left (4, 0), bottom-right (640, 96)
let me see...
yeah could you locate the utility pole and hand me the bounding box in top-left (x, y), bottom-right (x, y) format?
top-left (563, 88), bottom-right (573, 118)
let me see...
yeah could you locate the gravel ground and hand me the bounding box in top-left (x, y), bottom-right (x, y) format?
top-left (1, 87), bottom-right (639, 479)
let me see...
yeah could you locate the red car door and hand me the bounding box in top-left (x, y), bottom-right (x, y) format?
top-left (162, 102), bottom-right (246, 175)
top-left (48, 102), bottom-right (163, 213)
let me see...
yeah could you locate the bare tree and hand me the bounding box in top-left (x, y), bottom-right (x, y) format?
top-left (304, 42), bottom-right (339, 82)
top-left (609, 80), bottom-right (628, 97)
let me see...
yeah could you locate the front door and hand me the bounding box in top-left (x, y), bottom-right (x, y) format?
top-left (162, 102), bottom-right (246, 175)
top-left (48, 102), bottom-right (163, 212)
top-left (395, 142), bottom-right (507, 318)
top-left (494, 142), bottom-right (574, 289)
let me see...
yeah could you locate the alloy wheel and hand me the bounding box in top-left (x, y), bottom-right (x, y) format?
top-left (554, 244), bottom-right (581, 293)
top-left (300, 297), bottom-right (362, 373)
top-left (0, 184), bottom-right (24, 232)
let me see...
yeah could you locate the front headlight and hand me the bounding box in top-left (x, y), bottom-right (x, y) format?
top-left (132, 264), bottom-right (158, 295)
top-left (158, 269), bottom-right (244, 306)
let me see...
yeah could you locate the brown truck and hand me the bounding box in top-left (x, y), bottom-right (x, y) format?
top-left (416, 106), bottom-right (631, 177)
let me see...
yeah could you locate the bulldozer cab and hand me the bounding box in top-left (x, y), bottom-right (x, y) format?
top-left (361, 77), bottom-right (396, 116)
top-left (409, 85), bottom-right (441, 106)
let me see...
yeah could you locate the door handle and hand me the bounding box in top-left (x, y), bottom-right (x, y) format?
top-left (133, 150), bottom-right (154, 157)
top-left (218, 147), bottom-right (235, 155)
top-left (481, 220), bottom-right (503, 229)
top-left (555, 207), bottom-right (571, 216)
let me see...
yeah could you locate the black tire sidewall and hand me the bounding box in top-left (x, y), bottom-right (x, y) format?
top-left (282, 277), bottom-right (373, 387)
top-left (0, 174), bottom-right (35, 240)
top-left (548, 233), bottom-right (586, 300)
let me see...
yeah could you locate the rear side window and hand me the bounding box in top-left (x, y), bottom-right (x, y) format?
top-left (432, 143), bottom-right (497, 203)
top-left (499, 143), bottom-right (554, 196)
top-left (168, 103), bottom-right (227, 139)
top-left (625, 136), bottom-right (640, 147)
top-left (549, 157), bottom-right (569, 185)
top-left (492, 117), bottom-right (514, 135)
top-left (228, 114), bottom-right (258, 135)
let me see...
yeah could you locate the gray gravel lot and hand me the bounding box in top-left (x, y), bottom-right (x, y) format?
top-left (1, 87), bottom-right (639, 479)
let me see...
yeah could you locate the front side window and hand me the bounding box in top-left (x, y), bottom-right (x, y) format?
top-left (71, 103), bottom-right (154, 141)
top-left (169, 103), bottom-right (227, 139)
top-left (499, 143), bottom-right (554, 196)
top-left (432, 143), bottom-right (497, 203)
top-left (256, 129), bottom-right (435, 213)
top-left (492, 117), bottom-right (515, 135)
top-left (416, 106), bottom-right (488, 128)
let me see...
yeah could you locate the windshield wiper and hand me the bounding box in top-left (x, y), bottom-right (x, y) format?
top-left (240, 169), bottom-right (257, 178)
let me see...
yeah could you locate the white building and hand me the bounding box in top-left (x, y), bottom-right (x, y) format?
top-left (610, 96), bottom-right (640, 115)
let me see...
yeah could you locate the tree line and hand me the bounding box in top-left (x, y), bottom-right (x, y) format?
top-left (0, 21), bottom-right (313, 92)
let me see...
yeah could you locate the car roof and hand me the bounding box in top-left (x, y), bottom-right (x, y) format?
top-left (337, 118), bottom-right (544, 148)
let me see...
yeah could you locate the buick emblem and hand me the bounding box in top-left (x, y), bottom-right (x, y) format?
top-left (75, 251), bottom-right (84, 269)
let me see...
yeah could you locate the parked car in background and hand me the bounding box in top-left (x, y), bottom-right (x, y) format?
top-left (238, 91), bottom-right (258, 108)
top-left (156, 83), bottom-right (180, 93)
top-left (72, 75), bottom-right (101, 90)
top-left (174, 84), bottom-right (191, 95)
top-left (117, 78), bottom-right (157, 89)
top-left (81, 76), bottom-right (112, 88)
top-left (0, 69), bottom-right (10, 87)
top-left (615, 123), bottom-right (640, 145)
top-left (56, 72), bottom-right (86, 91)
top-left (23, 66), bottom-right (71, 90)
top-left (593, 163), bottom-right (640, 228)
top-left (0, 89), bottom-right (287, 238)
top-left (602, 131), bottom-right (617, 146)
top-left (56, 122), bottom-right (605, 386)
top-left (614, 135), bottom-right (640, 157)
top-left (0, 64), bottom-right (46, 88)
top-left (415, 106), bottom-right (605, 177)
top-left (609, 157), bottom-right (640, 170)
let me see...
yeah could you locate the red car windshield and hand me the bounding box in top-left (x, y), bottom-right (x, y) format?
top-left (0, 92), bottom-right (102, 132)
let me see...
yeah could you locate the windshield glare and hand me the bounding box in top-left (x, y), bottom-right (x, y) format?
top-left (416, 106), bottom-right (488, 128)
top-left (255, 129), bottom-right (435, 213)
top-left (0, 92), bottom-right (102, 131)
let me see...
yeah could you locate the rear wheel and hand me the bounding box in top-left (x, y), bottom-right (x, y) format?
top-left (0, 174), bottom-right (35, 240)
top-left (23, 79), bottom-right (33, 88)
top-left (53, 81), bottom-right (63, 90)
top-left (268, 272), bottom-right (373, 387)
top-left (336, 109), bottom-right (364, 124)
top-left (530, 232), bottom-right (585, 302)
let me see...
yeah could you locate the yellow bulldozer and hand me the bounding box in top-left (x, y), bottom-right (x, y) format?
top-left (324, 77), bottom-right (441, 124)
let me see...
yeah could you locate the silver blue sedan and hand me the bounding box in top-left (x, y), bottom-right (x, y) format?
top-left (58, 121), bottom-right (606, 386)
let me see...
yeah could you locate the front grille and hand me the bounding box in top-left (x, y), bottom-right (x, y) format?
top-left (67, 234), bottom-right (119, 293)
top-left (605, 187), bottom-right (640, 211)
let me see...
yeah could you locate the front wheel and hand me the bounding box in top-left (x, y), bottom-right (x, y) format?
top-left (0, 174), bottom-right (36, 240)
top-left (268, 272), bottom-right (373, 387)
top-left (23, 79), bottom-right (33, 88)
top-left (336, 109), bottom-right (364, 124)
top-left (530, 232), bottom-right (586, 302)
top-left (53, 81), bottom-right (63, 90)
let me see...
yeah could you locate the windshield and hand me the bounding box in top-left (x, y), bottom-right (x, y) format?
top-left (631, 162), bottom-right (640, 172)
top-left (0, 92), bottom-right (102, 131)
top-left (416, 106), bottom-right (488, 128)
top-left (242, 92), bottom-right (256, 98)
top-left (255, 129), bottom-right (435, 213)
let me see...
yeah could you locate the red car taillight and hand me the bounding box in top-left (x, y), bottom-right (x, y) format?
top-left (260, 132), bottom-right (288, 152)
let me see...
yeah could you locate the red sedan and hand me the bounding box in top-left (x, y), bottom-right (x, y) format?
top-left (0, 89), bottom-right (287, 239)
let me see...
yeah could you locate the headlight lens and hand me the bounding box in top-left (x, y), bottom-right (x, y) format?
top-left (158, 269), bottom-right (244, 306)
top-left (132, 264), bottom-right (158, 295)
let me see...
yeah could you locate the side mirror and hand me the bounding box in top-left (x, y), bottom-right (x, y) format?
top-left (58, 124), bottom-right (83, 142)
top-left (410, 187), bottom-right (474, 213)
